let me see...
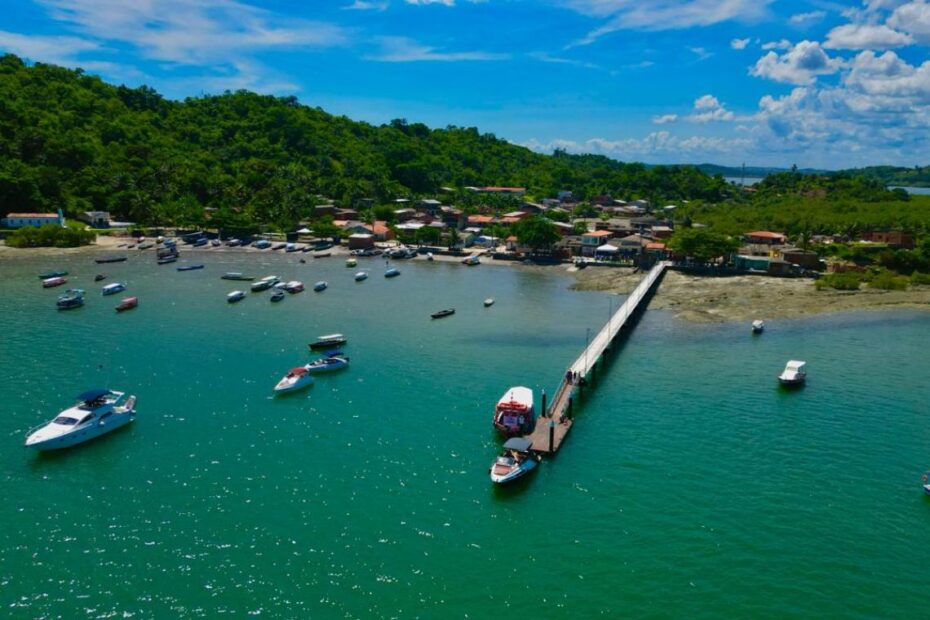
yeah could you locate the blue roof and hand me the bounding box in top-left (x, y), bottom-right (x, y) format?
top-left (77, 389), bottom-right (110, 402)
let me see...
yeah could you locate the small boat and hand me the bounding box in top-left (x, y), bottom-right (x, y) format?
top-left (309, 334), bottom-right (347, 350)
top-left (274, 366), bottom-right (314, 394)
top-left (313, 281), bottom-right (328, 292)
top-left (346, 258), bottom-right (357, 268)
top-left (227, 290), bottom-right (247, 303)
top-left (115, 296), bottom-right (138, 312)
top-left (137, 243), bottom-right (153, 250)
top-left (462, 254), bottom-right (480, 266)
top-left (752, 320), bottom-right (765, 334)
top-left (270, 291), bottom-right (285, 302)
top-left (285, 243), bottom-right (299, 253)
top-left (484, 298), bottom-right (495, 307)
top-left (283, 280), bottom-right (304, 294)
top-left (493, 386), bottom-right (535, 437)
top-left (193, 238), bottom-right (209, 247)
top-left (156, 256), bottom-right (177, 265)
top-left (177, 264), bottom-right (205, 271)
top-left (313, 251), bottom-right (331, 258)
top-left (251, 276), bottom-right (280, 291)
top-left (24, 389), bottom-right (137, 451)
top-left (778, 360), bottom-right (807, 386)
top-left (38, 271), bottom-right (68, 279)
top-left (923, 472), bottom-right (930, 496)
top-left (427, 252), bottom-right (434, 261)
top-left (314, 242), bottom-right (334, 251)
top-left (101, 282), bottom-right (126, 295)
top-left (226, 238), bottom-right (242, 247)
top-left (574, 259), bottom-right (588, 269)
top-left (431, 308), bottom-right (455, 319)
top-left (489, 437), bottom-right (540, 485)
top-left (299, 258), bottom-right (306, 264)
top-left (221, 272), bottom-right (254, 281)
top-left (272, 243), bottom-right (287, 251)
top-left (95, 256), bottom-right (128, 264)
top-left (385, 267), bottom-right (400, 278)
top-left (354, 271), bottom-right (368, 282)
top-left (255, 240), bottom-right (272, 249)
top-left (42, 276), bottom-right (67, 288)
top-left (56, 289), bottom-right (85, 310)
top-left (210, 239), bottom-right (221, 247)
top-left (94, 274), bottom-right (107, 282)
top-left (306, 352), bottom-right (350, 373)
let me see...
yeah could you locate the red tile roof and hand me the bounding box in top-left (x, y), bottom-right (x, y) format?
top-left (746, 231), bottom-right (786, 239)
top-left (480, 186), bottom-right (526, 192)
top-left (645, 242), bottom-right (666, 250)
top-left (584, 230), bottom-right (613, 237)
top-left (468, 215), bottom-right (494, 223)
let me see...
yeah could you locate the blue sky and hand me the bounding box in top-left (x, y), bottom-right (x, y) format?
top-left (3, 1), bottom-right (930, 169)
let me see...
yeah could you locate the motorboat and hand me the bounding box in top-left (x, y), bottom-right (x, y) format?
top-left (56, 289), bottom-right (85, 310)
top-left (137, 243), bottom-right (154, 250)
top-left (346, 258), bottom-right (357, 268)
top-left (309, 334), bottom-right (347, 350)
top-left (272, 243), bottom-right (287, 251)
top-left (574, 258), bottom-right (588, 270)
top-left (251, 275), bottom-right (280, 291)
top-left (210, 239), bottom-right (221, 247)
top-left (101, 282), bottom-right (126, 295)
top-left (484, 298), bottom-right (495, 307)
top-left (431, 308), bottom-right (455, 319)
top-left (221, 272), bottom-right (254, 281)
top-left (157, 256), bottom-right (178, 265)
top-left (354, 271), bottom-right (368, 282)
top-left (427, 252), bottom-right (434, 261)
top-left (462, 254), bottom-right (480, 266)
top-left (923, 472), bottom-right (930, 496)
top-left (299, 258), bottom-right (306, 263)
top-left (25, 389), bottom-right (137, 451)
top-left (193, 238), bottom-right (209, 247)
top-left (385, 267), bottom-right (401, 278)
top-left (115, 296), bottom-right (138, 312)
top-left (306, 352), bottom-right (350, 373)
top-left (270, 290), bottom-right (285, 302)
top-left (752, 320), bottom-right (765, 334)
top-left (274, 366), bottom-right (314, 394)
top-left (492, 386), bottom-right (535, 437)
top-left (42, 276), bottom-right (67, 288)
top-left (177, 264), bottom-right (204, 271)
top-left (255, 239), bottom-right (272, 249)
top-left (314, 242), bottom-right (334, 251)
top-left (39, 270), bottom-right (67, 279)
top-left (489, 437), bottom-right (540, 485)
top-left (94, 274), bottom-right (107, 282)
top-left (313, 281), bottom-right (328, 292)
top-left (283, 280), bottom-right (304, 293)
top-left (227, 290), bottom-right (247, 303)
top-left (778, 360), bottom-right (807, 386)
top-left (226, 238), bottom-right (243, 247)
top-left (313, 250), bottom-right (332, 258)
top-left (285, 243), bottom-right (298, 253)
top-left (95, 256), bottom-right (127, 264)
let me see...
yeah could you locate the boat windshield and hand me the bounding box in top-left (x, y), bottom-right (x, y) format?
top-left (52, 416), bottom-right (78, 425)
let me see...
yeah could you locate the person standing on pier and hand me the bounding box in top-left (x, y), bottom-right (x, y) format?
top-left (565, 369), bottom-right (573, 385)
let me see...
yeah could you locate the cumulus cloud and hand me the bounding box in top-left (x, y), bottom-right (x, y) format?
top-left (652, 113), bottom-right (678, 124)
top-left (751, 40), bottom-right (843, 85)
top-left (730, 37), bottom-right (751, 49)
top-left (789, 11), bottom-right (826, 25)
top-left (522, 131), bottom-right (752, 160)
top-left (687, 94), bottom-right (735, 122)
top-left (762, 39), bottom-right (792, 50)
top-left (888, 0), bottom-right (930, 44)
top-left (824, 23), bottom-right (913, 49)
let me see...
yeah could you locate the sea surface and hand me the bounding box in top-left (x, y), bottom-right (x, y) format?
top-left (2, 250), bottom-right (929, 618)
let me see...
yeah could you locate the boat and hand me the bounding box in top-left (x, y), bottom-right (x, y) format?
top-left (210, 239), bottom-right (221, 247)
top-left (56, 289), bottom-right (85, 310)
top-left (227, 290), bottom-right (247, 303)
top-left (38, 271), bottom-right (68, 279)
top-left (226, 238), bottom-right (242, 247)
top-left (427, 252), bottom-right (434, 261)
top-left (255, 239), bottom-right (272, 249)
top-left (752, 319), bottom-right (765, 334)
top-left (156, 256), bottom-right (178, 265)
top-left (101, 282), bottom-right (126, 295)
top-left (314, 241), bottom-right (334, 251)
top-left (923, 472), bottom-right (930, 496)
top-left (285, 243), bottom-right (299, 253)
top-left (177, 264), bottom-right (204, 271)
top-left (346, 258), bottom-right (357, 268)
top-left (42, 276), bottom-right (67, 288)
top-left (489, 437), bottom-right (540, 485)
top-left (270, 290), bottom-right (285, 302)
top-left (431, 308), bottom-right (455, 319)
top-left (574, 258), bottom-right (588, 269)
top-left (115, 296), bottom-right (138, 312)
top-left (313, 281), bottom-right (328, 292)
top-left (778, 360), bottom-right (807, 386)
top-left (283, 280), bottom-right (304, 294)
top-left (251, 275), bottom-right (280, 291)
top-left (306, 351), bottom-right (350, 373)
top-left (354, 271), bottom-right (368, 282)
top-left (462, 254), bottom-right (480, 266)
top-left (484, 298), bottom-right (495, 307)
top-left (24, 389), bottom-right (137, 451)
top-left (272, 243), bottom-right (287, 251)
top-left (94, 274), bottom-right (107, 282)
top-left (274, 366), bottom-right (314, 394)
top-left (193, 238), bottom-right (209, 247)
top-left (95, 256), bottom-right (128, 264)
top-left (309, 334), bottom-right (347, 350)
top-left (492, 386), bottom-right (535, 437)
top-left (137, 243), bottom-right (153, 250)
top-left (313, 250), bottom-right (331, 258)
top-left (385, 267), bottom-right (400, 278)
top-left (221, 272), bottom-right (254, 281)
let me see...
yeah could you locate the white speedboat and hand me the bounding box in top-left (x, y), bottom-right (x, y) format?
top-left (283, 280), bottom-right (304, 293)
top-left (227, 290), bottom-right (247, 303)
top-left (489, 437), bottom-right (540, 485)
top-left (25, 389), bottom-right (137, 451)
top-left (923, 472), bottom-right (930, 496)
top-left (56, 288), bottom-right (85, 310)
top-left (752, 320), bottom-right (765, 334)
top-left (101, 282), bottom-right (126, 295)
top-left (306, 352), bottom-right (350, 373)
top-left (778, 360), bottom-right (807, 386)
top-left (354, 271), bottom-right (368, 282)
top-left (251, 275), bottom-right (279, 291)
top-left (274, 366), bottom-right (314, 394)
top-left (484, 298), bottom-right (495, 307)
top-left (427, 252), bottom-right (434, 261)
top-left (462, 254), bottom-right (480, 266)
top-left (313, 281), bottom-right (328, 292)
top-left (385, 267), bottom-right (400, 278)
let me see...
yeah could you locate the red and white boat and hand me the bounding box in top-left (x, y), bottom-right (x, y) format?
top-left (492, 386), bottom-right (535, 437)
top-left (42, 276), bottom-right (67, 288)
top-left (274, 366), bottom-right (313, 394)
top-left (115, 297), bottom-right (138, 312)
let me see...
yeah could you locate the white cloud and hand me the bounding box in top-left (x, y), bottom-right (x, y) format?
top-left (652, 113), bottom-right (678, 124)
top-left (824, 23), bottom-right (913, 49)
top-left (730, 37), bottom-right (751, 50)
top-left (751, 40), bottom-right (843, 85)
top-left (368, 36), bottom-right (507, 61)
top-left (762, 39), bottom-right (792, 50)
top-left (528, 51), bottom-right (604, 70)
top-left (689, 46), bottom-right (713, 61)
top-left (687, 94), bottom-right (735, 122)
top-left (405, 0), bottom-right (455, 4)
top-left (789, 11), bottom-right (826, 25)
top-left (888, 0), bottom-right (930, 44)
top-left (0, 29), bottom-right (99, 66)
top-left (343, 0), bottom-right (389, 9)
top-left (522, 131), bottom-right (752, 159)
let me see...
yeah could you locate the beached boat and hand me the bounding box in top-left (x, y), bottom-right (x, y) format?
top-left (309, 334), bottom-right (347, 350)
top-left (177, 264), bottom-right (204, 271)
top-left (493, 386), bottom-right (535, 437)
top-left (270, 290), bottom-right (285, 302)
top-left (778, 360), bottom-right (807, 386)
top-left (489, 437), bottom-right (540, 485)
top-left (354, 271), bottom-right (368, 282)
top-left (285, 243), bottom-right (298, 253)
top-left (314, 242), bottom-right (334, 251)
top-left (94, 274), bottom-right (107, 281)
top-left (484, 298), bottom-right (495, 307)
top-left (210, 239), bottom-right (221, 247)
top-left (313, 281), bottom-right (328, 292)
top-left (227, 290), bottom-right (247, 303)
top-left (272, 243), bottom-right (287, 251)
top-left (255, 239), bottom-right (272, 249)
top-left (283, 280), bottom-right (304, 294)
top-left (101, 282), bottom-right (126, 296)
top-left (427, 252), bottom-right (434, 261)
top-left (752, 320), bottom-right (765, 334)
top-left (42, 276), bottom-right (67, 288)
top-left (306, 352), bottom-right (350, 374)
top-left (346, 258), bottom-right (357, 268)
top-left (274, 366), bottom-right (314, 394)
top-left (313, 250), bottom-right (332, 258)
top-left (57, 289), bottom-right (85, 310)
top-left (226, 238), bottom-right (243, 247)
top-left (385, 267), bottom-right (400, 278)
top-left (251, 275), bottom-right (280, 291)
top-left (24, 389), bottom-right (137, 451)
top-left (193, 238), bottom-right (209, 247)
top-left (137, 243), bottom-right (153, 250)
top-left (95, 256), bottom-right (128, 264)
top-left (462, 254), bottom-right (480, 266)
top-left (115, 296), bottom-right (138, 312)
top-left (221, 272), bottom-right (254, 281)
top-left (38, 271), bottom-right (68, 279)
top-left (431, 308), bottom-right (455, 319)
top-left (574, 258), bottom-right (588, 269)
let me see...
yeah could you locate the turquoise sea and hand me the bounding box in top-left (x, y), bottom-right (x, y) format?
top-left (1, 249), bottom-right (929, 618)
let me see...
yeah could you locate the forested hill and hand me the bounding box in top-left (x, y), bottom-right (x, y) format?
top-left (838, 166), bottom-right (930, 188)
top-left (0, 54), bottom-right (731, 228)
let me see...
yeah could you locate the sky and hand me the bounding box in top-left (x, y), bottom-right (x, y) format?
top-left (2, 1), bottom-right (930, 169)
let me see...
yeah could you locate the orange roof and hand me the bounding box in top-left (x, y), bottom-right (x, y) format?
top-left (5, 212), bottom-right (58, 218)
top-left (746, 231), bottom-right (785, 239)
top-left (468, 215), bottom-right (494, 223)
top-left (506, 235), bottom-right (518, 241)
top-left (585, 230), bottom-right (613, 237)
top-left (645, 242), bottom-right (666, 250)
top-left (373, 220), bottom-right (389, 235)
top-left (481, 186), bottom-right (525, 192)
top-left (500, 217), bottom-right (520, 224)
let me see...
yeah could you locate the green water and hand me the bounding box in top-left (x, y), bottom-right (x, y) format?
top-left (2, 250), bottom-right (929, 618)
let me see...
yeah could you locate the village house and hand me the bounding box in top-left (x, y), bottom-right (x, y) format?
top-left (439, 206), bottom-right (464, 229)
top-left (595, 218), bottom-right (635, 237)
top-left (581, 229), bottom-right (613, 257)
top-left (78, 211), bottom-right (110, 228)
top-left (743, 230), bottom-right (787, 245)
top-left (417, 199), bottom-right (442, 215)
top-left (552, 221), bottom-right (574, 236)
top-left (649, 225), bottom-right (674, 240)
top-left (2, 212), bottom-right (63, 228)
top-left (394, 208), bottom-right (417, 222)
top-left (616, 234), bottom-right (649, 258)
top-left (372, 220), bottom-right (394, 242)
top-left (860, 230), bottom-right (915, 249)
top-left (466, 215), bottom-right (494, 229)
top-left (335, 208), bottom-right (359, 220)
top-left (779, 248), bottom-right (824, 270)
top-left (347, 233), bottom-right (375, 250)
top-left (313, 204), bottom-right (337, 218)
top-left (520, 202), bottom-right (546, 215)
top-left (337, 220), bottom-right (372, 235)
top-left (476, 186), bottom-right (526, 196)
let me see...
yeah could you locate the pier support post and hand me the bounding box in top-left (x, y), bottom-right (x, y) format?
top-left (568, 395), bottom-right (574, 419)
top-left (548, 419), bottom-right (555, 453)
top-left (541, 390), bottom-right (547, 418)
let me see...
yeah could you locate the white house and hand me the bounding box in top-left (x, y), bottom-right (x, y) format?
top-left (2, 212), bottom-right (63, 228)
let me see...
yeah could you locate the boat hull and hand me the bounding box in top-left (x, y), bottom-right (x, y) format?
top-left (26, 414), bottom-right (134, 451)
top-left (309, 339), bottom-right (346, 350)
top-left (274, 377), bottom-right (313, 393)
top-left (490, 457), bottom-right (539, 484)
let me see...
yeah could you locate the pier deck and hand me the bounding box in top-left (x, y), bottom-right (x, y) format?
top-left (526, 261), bottom-right (669, 454)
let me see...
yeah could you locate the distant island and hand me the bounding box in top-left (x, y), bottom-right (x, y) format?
top-left (695, 164), bottom-right (930, 188)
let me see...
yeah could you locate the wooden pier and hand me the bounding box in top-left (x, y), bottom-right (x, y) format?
top-left (526, 261), bottom-right (669, 454)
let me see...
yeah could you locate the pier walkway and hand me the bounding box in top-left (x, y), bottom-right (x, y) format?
top-left (526, 261), bottom-right (669, 454)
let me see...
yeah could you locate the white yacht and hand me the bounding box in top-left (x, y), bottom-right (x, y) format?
top-left (354, 271), bottom-right (368, 282)
top-left (227, 290), bottom-right (247, 303)
top-left (752, 320), bottom-right (765, 334)
top-left (251, 275), bottom-right (279, 292)
top-left (25, 390), bottom-right (137, 451)
top-left (778, 360), bottom-right (807, 386)
top-left (274, 366), bottom-right (314, 394)
top-left (101, 282), bottom-right (126, 295)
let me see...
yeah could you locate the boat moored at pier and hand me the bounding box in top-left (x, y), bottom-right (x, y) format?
top-left (489, 437), bottom-right (540, 485)
top-left (309, 334), bottom-right (347, 350)
top-left (493, 386), bottom-right (535, 437)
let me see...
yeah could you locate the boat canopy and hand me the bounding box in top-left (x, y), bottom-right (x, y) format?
top-left (785, 360), bottom-right (807, 371)
top-left (503, 437), bottom-right (533, 452)
top-left (77, 389), bottom-right (110, 402)
top-left (318, 333), bottom-right (344, 340)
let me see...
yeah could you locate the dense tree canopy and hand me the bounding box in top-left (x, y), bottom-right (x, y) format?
top-left (667, 228), bottom-right (740, 262)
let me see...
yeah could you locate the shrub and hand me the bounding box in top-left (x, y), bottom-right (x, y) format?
top-left (868, 270), bottom-right (908, 290)
top-left (5, 224), bottom-right (94, 248)
top-left (910, 271), bottom-right (930, 286)
top-left (815, 271), bottom-right (862, 291)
